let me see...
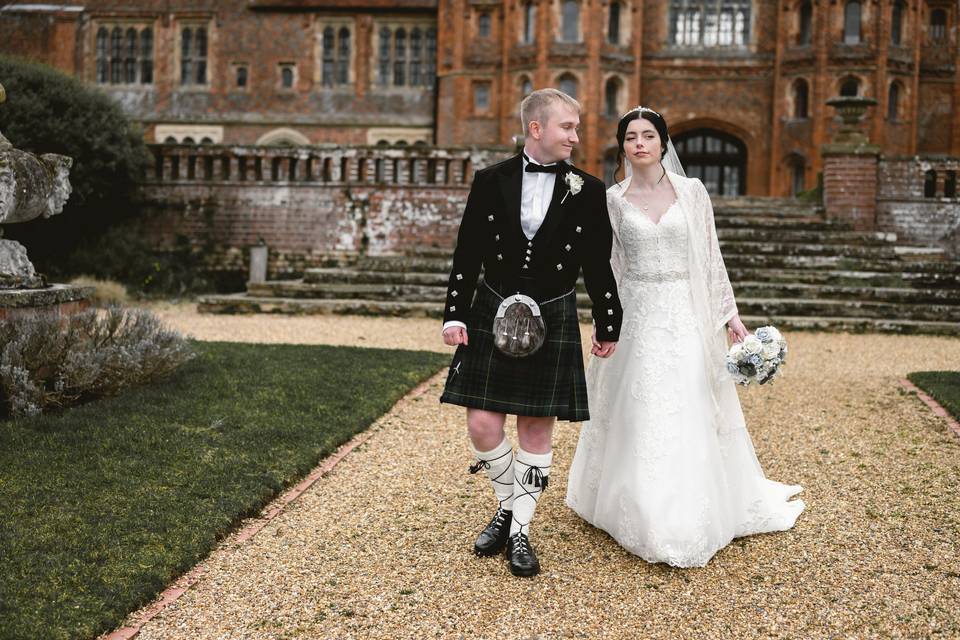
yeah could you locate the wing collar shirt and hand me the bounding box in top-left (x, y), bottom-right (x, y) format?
top-left (442, 152), bottom-right (560, 334)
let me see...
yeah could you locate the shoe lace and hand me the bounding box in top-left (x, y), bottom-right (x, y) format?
top-left (511, 533), bottom-right (530, 554)
top-left (491, 507), bottom-right (508, 527)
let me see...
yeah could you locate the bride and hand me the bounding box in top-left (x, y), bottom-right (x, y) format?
top-left (565, 106), bottom-right (805, 568)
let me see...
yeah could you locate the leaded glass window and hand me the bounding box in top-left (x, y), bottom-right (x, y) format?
top-left (669, 1), bottom-right (750, 47)
top-left (96, 28), bottom-right (109, 83)
top-left (843, 1), bottom-right (861, 44)
top-left (523, 3), bottom-right (536, 44)
top-left (562, 0), bottom-right (580, 43)
top-left (376, 24), bottom-right (436, 88)
top-left (337, 27), bottom-right (350, 84)
top-left (608, 2), bottom-right (621, 44)
top-left (181, 26), bottom-right (208, 85)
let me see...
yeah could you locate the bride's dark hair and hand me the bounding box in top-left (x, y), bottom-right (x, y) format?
top-left (615, 109), bottom-right (670, 184)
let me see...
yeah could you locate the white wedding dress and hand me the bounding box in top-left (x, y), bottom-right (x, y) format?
top-left (565, 180), bottom-right (805, 568)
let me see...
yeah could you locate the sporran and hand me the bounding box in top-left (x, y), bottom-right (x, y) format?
top-left (493, 293), bottom-right (546, 358)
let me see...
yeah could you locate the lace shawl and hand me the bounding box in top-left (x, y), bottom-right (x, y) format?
top-left (606, 172), bottom-right (743, 433)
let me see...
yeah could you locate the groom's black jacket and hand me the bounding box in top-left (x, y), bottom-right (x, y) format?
top-left (443, 153), bottom-right (623, 342)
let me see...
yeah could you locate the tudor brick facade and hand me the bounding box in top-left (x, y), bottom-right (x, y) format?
top-left (2, 0), bottom-right (960, 196)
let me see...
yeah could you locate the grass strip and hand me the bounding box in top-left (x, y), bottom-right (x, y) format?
top-left (0, 341), bottom-right (447, 640)
top-left (908, 370), bottom-right (960, 422)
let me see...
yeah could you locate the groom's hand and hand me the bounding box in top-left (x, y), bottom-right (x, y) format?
top-left (592, 341), bottom-right (617, 358)
top-left (443, 326), bottom-right (469, 346)
top-left (591, 327), bottom-right (616, 358)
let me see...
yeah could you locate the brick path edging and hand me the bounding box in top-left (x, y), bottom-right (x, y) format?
top-left (101, 372), bottom-right (442, 640)
top-left (900, 378), bottom-right (960, 440)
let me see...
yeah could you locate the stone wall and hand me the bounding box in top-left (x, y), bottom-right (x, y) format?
top-left (141, 144), bottom-right (511, 278)
top-left (877, 156), bottom-right (960, 255)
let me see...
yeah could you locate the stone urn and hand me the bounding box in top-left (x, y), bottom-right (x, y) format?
top-left (0, 81), bottom-right (92, 318)
top-left (825, 96), bottom-right (878, 145)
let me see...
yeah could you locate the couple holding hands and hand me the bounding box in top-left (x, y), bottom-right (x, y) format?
top-left (440, 89), bottom-right (804, 577)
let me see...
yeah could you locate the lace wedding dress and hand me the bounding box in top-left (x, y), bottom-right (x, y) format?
top-left (565, 181), bottom-right (805, 568)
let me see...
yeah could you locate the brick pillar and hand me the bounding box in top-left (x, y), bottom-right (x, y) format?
top-left (822, 96), bottom-right (880, 230)
top-left (822, 147), bottom-right (879, 230)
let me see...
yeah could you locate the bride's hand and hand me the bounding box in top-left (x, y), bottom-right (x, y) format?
top-left (727, 316), bottom-right (749, 343)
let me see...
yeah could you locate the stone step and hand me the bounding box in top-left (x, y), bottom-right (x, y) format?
top-left (196, 295), bottom-right (960, 335)
top-left (198, 294), bottom-right (440, 318)
top-left (241, 278), bottom-right (960, 322)
top-left (734, 282), bottom-right (960, 305)
top-left (260, 276), bottom-right (960, 307)
top-left (726, 267), bottom-right (960, 289)
top-left (735, 297), bottom-right (960, 322)
top-left (249, 279), bottom-right (599, 307)
top-left (353, 255), bottom-right (452, 273)
top-left (723, 253), bottom-right (960, 273)
top-left (894, 246), bottom-right (949, 262)
top-left (303, 266), bottom-right (960, 293)
top-left (303, 268), bottom-right (448, 286)
top-left (343, 252), bottom-right (960, 276)
top-left (713, 199), bottom-right (823, 218)
top-left (736, 315), bottom-right (960, 336)
top-left (714, 217), bottom-right (848, 231)
top-left (248, 280), bottom-right (446, 302)
top-left (716, 228), bottom-right (898, 245)
top-left (717, 240), bottom-right (912, 261)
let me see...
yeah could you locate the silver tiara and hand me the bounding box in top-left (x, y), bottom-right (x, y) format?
top-left (622, 105), bottom-right (661, 119)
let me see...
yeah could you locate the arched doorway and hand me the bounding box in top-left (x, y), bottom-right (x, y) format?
top-left (673, 129), bottom-right (746, 196)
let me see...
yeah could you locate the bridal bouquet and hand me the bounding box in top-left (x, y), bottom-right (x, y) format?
top-left (726, 325), bottom-right (788, 386)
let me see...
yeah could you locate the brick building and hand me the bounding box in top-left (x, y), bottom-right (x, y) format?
top-left (2, 0), bottom-right (959, 196)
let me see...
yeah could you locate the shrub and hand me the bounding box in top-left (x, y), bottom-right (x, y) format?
top-left (63, 224), bottom-right (228, 297)
top-left (0, 307), bottom-right (194, 417)
top-left (68, 275), bottom-right (130, 306)
top-left (0, 55), bottom-right (150, 279)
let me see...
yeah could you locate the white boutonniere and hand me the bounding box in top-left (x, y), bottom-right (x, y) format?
top-left (561, 172), bottom-right (584, 204)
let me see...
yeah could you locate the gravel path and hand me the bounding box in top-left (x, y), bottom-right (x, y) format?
top-left (127, 304), bottom-right (960, 639)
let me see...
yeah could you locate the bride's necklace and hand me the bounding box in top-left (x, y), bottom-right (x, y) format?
top-left (629, 184), bottom-right (659, 212)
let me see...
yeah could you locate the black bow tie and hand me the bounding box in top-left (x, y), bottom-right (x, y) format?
top-left (523, 154), bottom-right (561, 174)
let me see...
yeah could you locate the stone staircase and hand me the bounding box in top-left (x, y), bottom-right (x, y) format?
top-left (198, 198), bottom-right (960, 335)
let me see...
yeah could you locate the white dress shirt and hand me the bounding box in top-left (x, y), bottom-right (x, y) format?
top-left (519, 154), bottom-right (557, 240)
top-left (443, 153), bottom-right (559, 335)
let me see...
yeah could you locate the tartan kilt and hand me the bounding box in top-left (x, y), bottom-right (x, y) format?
top-left (440, 281), bottom-right (589, 422)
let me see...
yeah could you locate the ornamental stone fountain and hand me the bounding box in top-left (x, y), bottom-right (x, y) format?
top-left (0, 81), bottom-right (92, 318)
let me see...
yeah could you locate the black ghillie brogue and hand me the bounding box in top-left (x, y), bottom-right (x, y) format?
top-left (505, 532), bottom-right (540, 577)
top-left (473, 507), bottom-right (513, 557)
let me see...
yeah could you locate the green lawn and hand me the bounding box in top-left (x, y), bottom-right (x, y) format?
top-left (0, 342), bottom-right (447, 640)
top-left (909, 371), bottom-right (960, 422)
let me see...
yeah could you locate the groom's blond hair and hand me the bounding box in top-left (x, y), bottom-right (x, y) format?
top-left (520, 88), bottom-right (581, 135)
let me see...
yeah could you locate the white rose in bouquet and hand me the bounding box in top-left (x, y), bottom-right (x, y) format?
top-left (762, 341), bottom-right (781, 359)
top-left (729, 342), bottom-right (745, 361)
top-left (742, 335), bottom-right (763, 355)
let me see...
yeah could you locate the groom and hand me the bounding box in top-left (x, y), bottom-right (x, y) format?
top-left (440, 88), bottom-right (622, 577)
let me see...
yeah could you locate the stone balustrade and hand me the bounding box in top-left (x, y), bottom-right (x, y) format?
top-left (139, 144), bottom-right (514, 276)
top-left (145, 144), bottom-right (512, 188)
